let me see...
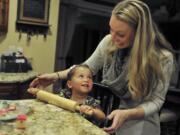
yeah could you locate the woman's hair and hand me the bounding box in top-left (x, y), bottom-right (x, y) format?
top-left (67, 64), bottom-right (93, 81)
top-left (110, 0), bottom-right (174, 99)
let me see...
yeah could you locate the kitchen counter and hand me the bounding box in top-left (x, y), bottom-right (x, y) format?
top-left (0, 71), bottom-right (38, 83)
top-left (0, 99), bottom-right (109, 135)
top-left (0, 71), bottom-right (38, 99)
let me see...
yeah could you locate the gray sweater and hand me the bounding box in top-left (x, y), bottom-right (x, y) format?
top-left (85, 34), bottom-right (174, 135)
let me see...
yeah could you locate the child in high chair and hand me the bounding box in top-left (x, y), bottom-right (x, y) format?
top-left (59, 64), bottom-right (105, 123)
top-left (28, 64), bottom-right (105, 124)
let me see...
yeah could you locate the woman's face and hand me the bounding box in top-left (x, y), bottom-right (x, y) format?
top-left (109, 14), bottom-right (135, 49)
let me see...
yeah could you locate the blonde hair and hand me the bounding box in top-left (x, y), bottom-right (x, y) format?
top-left (110, 0), bottom-right (173, 99)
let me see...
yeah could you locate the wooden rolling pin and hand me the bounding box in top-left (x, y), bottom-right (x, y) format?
top-left (27, 88), bottom-right (80, 112)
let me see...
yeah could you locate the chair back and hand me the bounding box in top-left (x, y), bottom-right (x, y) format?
top-left (89, 82), bottom-right (120, 127)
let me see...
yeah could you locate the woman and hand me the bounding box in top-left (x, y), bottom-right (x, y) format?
top-left (30, 0), bottom-right (175, 134)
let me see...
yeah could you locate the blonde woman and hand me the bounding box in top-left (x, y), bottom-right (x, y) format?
top-left (30, 0), bottom-right (175, 134)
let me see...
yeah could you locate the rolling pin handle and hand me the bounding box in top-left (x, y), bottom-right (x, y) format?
top-left (74, 105), bottom-right (80, 112)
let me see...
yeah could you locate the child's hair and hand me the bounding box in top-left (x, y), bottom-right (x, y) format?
top-left (67, 64), bottom-right (93, 81)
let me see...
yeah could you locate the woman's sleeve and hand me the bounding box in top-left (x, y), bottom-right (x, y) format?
top-left (84, 34), bottom-right (111, 75)
top-left (139, 54), bottom-right (174, 118)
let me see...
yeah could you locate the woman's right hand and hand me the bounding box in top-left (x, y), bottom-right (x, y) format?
top-left (29, 73), bottom-right (58, 88)
top-left (103, 109), bottom-right (129, 134)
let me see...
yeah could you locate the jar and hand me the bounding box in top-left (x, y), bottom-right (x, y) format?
top-left (16, 114), bottom-right (27, 129)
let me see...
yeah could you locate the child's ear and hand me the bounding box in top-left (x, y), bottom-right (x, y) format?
top-left (67, 80), bottom-right (72, 89)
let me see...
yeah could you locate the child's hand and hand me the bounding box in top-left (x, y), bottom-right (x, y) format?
top-left (27, 88), bottom-right (40, 95)
top-left (79, 105), bottom-right (94, 116)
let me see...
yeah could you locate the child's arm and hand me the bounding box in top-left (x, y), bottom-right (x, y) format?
top-left (92, 108), bottom-right (106, 121)
top-left (80, 105), bottom-right (105, 121)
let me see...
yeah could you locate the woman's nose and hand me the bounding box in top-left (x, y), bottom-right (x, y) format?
top-left (111, 31), bottom-right (117, 42)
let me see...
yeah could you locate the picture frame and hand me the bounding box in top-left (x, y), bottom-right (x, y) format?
top-left (17, 0), bottom-right (50, 26)
top-left (0, 0), bottom-right (9, 34)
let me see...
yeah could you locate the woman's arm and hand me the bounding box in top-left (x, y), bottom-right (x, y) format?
top-left (139, 52), bottom-right (174, 117)
top-left (84, 34), bottom-right (111, 74)
top-left (29, 68), bottom-right (70, 88)
top-left (30, 35), bottom-right (111, 88)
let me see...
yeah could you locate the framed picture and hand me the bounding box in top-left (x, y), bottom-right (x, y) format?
top-left (17, 0), bottom-right (50, 25)
top-left (0, 0), bottom-right (9, 33)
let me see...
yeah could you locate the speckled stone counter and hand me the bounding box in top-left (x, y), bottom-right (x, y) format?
top-left (0, 71), bottom-right (38, 83)
top-left (0, 100), bottom-right (109, 135)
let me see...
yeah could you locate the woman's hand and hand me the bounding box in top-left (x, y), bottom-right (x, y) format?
top-left (103, 109), bottom-right (129, 134)
top-left (103, 107), bottom-right (145, 134)
top-left (29, 73), bottom-right (58, 88)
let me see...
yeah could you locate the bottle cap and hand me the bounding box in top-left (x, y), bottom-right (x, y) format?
top-left (17, 114), bottom-right (27, 121)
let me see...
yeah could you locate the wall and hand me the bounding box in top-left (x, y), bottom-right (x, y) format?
top-left (0, 0), bottom-right (60, 74)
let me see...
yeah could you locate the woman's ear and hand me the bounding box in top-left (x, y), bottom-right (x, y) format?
top-left (67, 80), bottom-right (72, 89)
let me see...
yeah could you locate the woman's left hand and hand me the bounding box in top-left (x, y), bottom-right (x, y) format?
top-left (103, 109), bottom-right (129, 134)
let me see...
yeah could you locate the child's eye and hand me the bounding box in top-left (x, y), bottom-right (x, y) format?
top-left (79, 75), bottom-right (84, 78)
top-left (88, 76), bottom-right (92, 79)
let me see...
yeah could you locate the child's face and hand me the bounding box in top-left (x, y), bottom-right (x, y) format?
top-left (67, 67), bottom-right (93, 95)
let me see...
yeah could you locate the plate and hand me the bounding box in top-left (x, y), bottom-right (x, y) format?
top-left (0, 100), bottom-right (30, 121)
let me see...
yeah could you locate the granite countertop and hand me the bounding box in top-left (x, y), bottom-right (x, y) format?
top-left (0, 100), bottom-right (109, 135)
top-left (0, 71), bottom-right (38, 83)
